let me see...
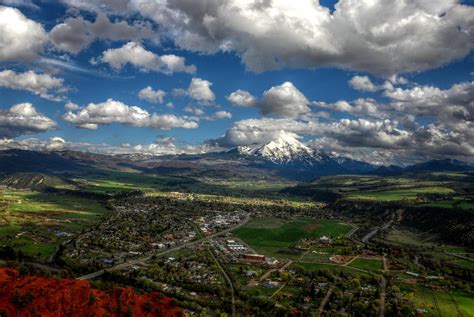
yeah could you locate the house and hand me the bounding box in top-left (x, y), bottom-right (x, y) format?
top-left (406, 271), bottom-right (419, 277)
top-left (262, 280), bottom-right (279, 288)
top-left (319, 236), bottom-right (331, 243)
top-left (244, 254), bottom-right (266, 262)
top-left (266, 258), bottom-right (279, 266)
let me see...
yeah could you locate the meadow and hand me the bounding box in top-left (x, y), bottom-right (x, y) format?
top-left (422, 196), bottom-right (474, 210)
top-left (77, 170), bottom-right (296, 199)
top-left (289, 174), bottom-right (474, 207)
top-left (0, 189), bottom-right (108, 259)
top-left (294, 262), bottom-right (371, 276)
top-left (402, 285), bottom-right (474, 317)
top-left (347, 187), bottom-right (455, 202)
top-left (233, 217), bottom-right (352, 259)
top-left (348, 258), bottom-right (383, 272)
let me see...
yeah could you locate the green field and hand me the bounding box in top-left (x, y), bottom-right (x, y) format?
top-left (348, 258), bottom-right (383, 272)
top-left (233, 217), bottom-right (352, 259)
top-left (403, 286), bottom-right (474, 317)
top-left (0, 189), bottom-right (108, 259)
top-left (77, 170), bottom-right (298, 199)
top-left (385, 229), bottom-right (438, 248)
top-left (290, 174), bottom-right (471, 205)
top-left (294, 262), bottom-right (370, 276)
top-left (347, 187), bottom-right (455, 201)
top-left (423, 196), bottom-right (474, 210)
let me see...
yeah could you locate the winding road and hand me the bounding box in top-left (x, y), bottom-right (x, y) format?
top-left (362, 215), bottom-right (395, 244)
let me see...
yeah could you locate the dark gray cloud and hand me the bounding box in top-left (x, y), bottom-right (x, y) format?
top-left (227, 82), bottom-right (310, 117)
top-left (58, 0), bottom-right (474, 76)
top-left (0, 103), bottom-right (57, 138)
top-left (128, 0), bottom-right (474, 76)
top-left (49, 13), bottom-right (156, 54)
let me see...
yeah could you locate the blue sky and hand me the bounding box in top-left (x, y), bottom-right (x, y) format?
top-left (0, 0), bottom-right (473, 164)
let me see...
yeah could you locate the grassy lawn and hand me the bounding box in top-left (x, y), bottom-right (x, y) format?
top-left (234, 217), bottom-right (352, 259)
top-left (301, 252), bottom-right (332, 263)
top-left (348, 258), bottom-right (383, 272)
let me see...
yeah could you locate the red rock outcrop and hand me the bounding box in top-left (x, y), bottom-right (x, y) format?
top-left (0, 267), bottom-right (181, 316)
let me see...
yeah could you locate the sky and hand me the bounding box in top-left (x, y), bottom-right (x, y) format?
top-left (0, 0), bottom-right (473, 165)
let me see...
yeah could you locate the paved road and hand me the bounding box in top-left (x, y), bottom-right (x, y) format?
top-left (362, 217), bottom-right (394, 244)
top-left (318, 285), bottom-right (334, 316)
top-left (345, 225), bottom-right (358, 239)
top-left (382, 255), bottom-right (388, 272)
top-left (205, 241), bottom-right (236, 317)
top-left (0, 260), bottom-right (62, 274)
top-left (77, 213), bottom-right (250, 280)
top-left (343, 255), bottom-right (359, 266)
top-left (446, 252), bottom-right (474, 262)
top-left (260, 260), bottom-right (293, 282)
top-left (379, 276), bottom-right (386, 317)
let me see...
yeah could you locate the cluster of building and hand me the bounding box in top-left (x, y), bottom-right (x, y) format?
top-left (63, 203), bottom-right (197, 267)
top-left (210, 235), bottom-right (280, 267)
top-left (194, 211), bottom-right (246, 235)
top-left (297, 236), bottom-right (331, 250)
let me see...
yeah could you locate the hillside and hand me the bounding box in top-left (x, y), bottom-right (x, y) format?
top-left (0, 148), bottom-right (472, 183)
top-left (0, 173), bottom-right (77, 190)
top-left (0, 267), bottom-right (181, 316)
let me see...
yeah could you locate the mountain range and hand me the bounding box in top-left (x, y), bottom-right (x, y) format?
top-left (0, 133), bottom-right (472, 181)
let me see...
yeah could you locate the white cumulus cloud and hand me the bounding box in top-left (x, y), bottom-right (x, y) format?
top-left (138, 86), bottom-right (166, 103)
top-left (0, 5), bottom-right (47, 61)
top-left (98, 41), bottom-right (196, 74)
top-left (63, 98), bottom-right (198, 130)
top-left (0, 70), bottom-right (68, 101)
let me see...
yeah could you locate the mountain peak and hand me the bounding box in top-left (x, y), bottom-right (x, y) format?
top-left (236, 131), bottom-right (320, 164)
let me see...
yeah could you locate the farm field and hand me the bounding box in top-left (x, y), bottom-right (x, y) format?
top-left (233, 217), bottom-right (352, 259)
top-left (422, 196), bottom-right (474, 210)
top-left (403, 286), bottom-right (474, 317)
top-left (0, 189), bottom-right (108, 259)
top-left (451, 290), bottom-right (474, 317)
top-left (347, 186), bottom-right (455, 201)
top-left (78, 170), bottom-right (296, 198)
top-left (287, 173), bottom-right (474, 206)
top-left (294, 262), bottom-right (370, 276)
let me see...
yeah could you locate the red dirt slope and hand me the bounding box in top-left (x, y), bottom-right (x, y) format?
top-left (0, 267), bottom-right (181, 317)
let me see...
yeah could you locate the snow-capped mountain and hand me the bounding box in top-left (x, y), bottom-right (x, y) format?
top-left (225, 132), bottom-right (378, 179)
top-left (235, 131), bottom-right (327, 165)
